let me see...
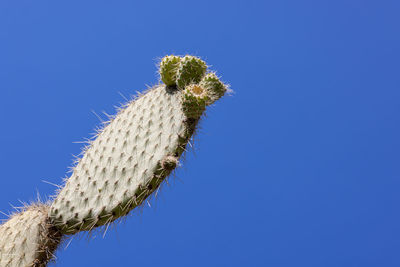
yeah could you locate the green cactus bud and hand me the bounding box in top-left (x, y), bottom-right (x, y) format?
top-left (182, 84), bottom-right (208, 119)
top-left (199, 72), bottom-right (227, 105)
top-left (176, 55), bottom-right (207, 89)
top-left (159, 55), bottom-right (181, 86)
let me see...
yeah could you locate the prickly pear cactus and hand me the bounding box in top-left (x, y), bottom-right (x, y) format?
top-left (0, 55), bottom-right (228, 266)
top-left (0, 204), bottom-right (61, 267)
top-left (49, 55), bottom-right (228, 234)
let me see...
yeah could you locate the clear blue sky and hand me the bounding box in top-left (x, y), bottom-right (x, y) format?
top-left (1, 1), bottom-right (399, 266)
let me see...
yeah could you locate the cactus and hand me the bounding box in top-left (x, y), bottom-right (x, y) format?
top-left (159, 55), bottom-right (181, 86)
top-left (176, 55), bottom-right (207, 89)
top-left (0, 55), bottom-right (228, 266)
top-left (182, 84), bottom-right (209, 119)
top-left (50, 85), bottom-right (189, 234)
top-left (199, 72), bottom-right (227, 104)
top-left (0, 204), bottom-right (62, 267)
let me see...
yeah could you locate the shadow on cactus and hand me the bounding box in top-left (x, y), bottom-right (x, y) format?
top-left (0, 55), bottom-right (229, 266)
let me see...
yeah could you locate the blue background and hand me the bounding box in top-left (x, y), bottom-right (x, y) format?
top-left (1, 1), bottom-right (399, 266)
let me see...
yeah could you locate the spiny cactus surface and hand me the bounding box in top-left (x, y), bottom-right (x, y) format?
top-left (159, 55), bottom-right (181, 86)
top-left (176, 55), bottom-right (207, 89)
top-left (49, 55), bottom-right (228, 235)
top-left (0, 204), bottom-right (61, 267)
top-left (50, 86), bottom-right (188, 234)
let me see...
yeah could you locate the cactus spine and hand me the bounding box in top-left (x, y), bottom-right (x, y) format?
top-left (0, 55), bottom-right (228, 266)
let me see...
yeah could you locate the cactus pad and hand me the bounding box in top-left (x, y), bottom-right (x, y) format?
top-left (0, 205), bottom-right (61, 267)
top-left (159, 55), bottom-right (181, 86)
top-left (176, 55), bottom-right (207, 89)
top-left (199, 72), bottom-right (227, 105)
top-left (50, 86), bottom-right (189, 234)
top-left (182, 84), bottom-right (208, 119)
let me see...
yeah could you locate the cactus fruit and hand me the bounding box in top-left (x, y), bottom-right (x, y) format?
top-left (0, 204), bottom-right (62, 267)
top-left (1, 55), bottom-right (229, 265)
